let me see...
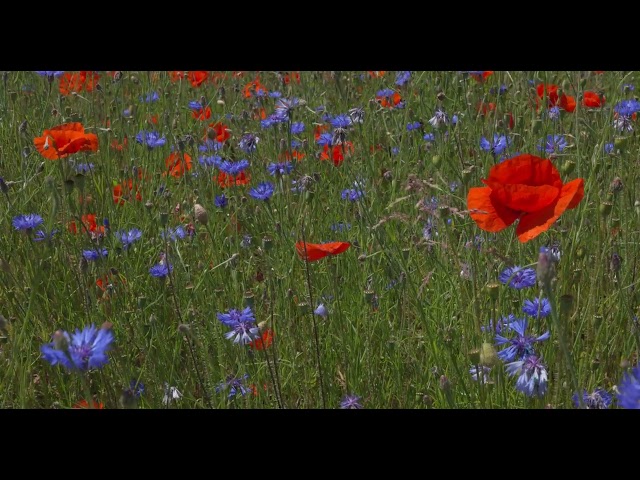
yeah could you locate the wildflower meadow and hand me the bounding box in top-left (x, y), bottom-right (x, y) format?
top-left (1, 70), bottom-right (638, 409)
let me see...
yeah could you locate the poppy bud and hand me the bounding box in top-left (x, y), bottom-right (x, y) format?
top-left (178, 324), bottom-right (192, 337)
top-left (480, 342), bottom-right (498, 367)
top-left (364, 289), bottom-right (375, 303)
top-left (461, 168), bottom-right (473, 183)
top-left (614, 137), bottom-right (627, 149)
top-left (486, 282), bottom-right (500, 301)
top-left (159, 212), bottom-right (169, 226)
top-left (610, 177), bottom-right (624, 194)
top-left (436, 91), bottom-right (446, 101)
top-left (599, 201), bottom-right (613, 217)
top-left (262, 236), bottom-right (273, 251)
top-left (431, 155), bottom-right (442, 167)
top-left (244, 291), bottom-right (254, 308)
top-left (194, 204), bottom-right (208, 225)
top-left (297, 302), bottom-right (310, 314)
top-left (561, 160), bottom-right (575, 175)
top-left (468, 349), bottom-right (481, 365)
top-left (537, 246), bottom-right (556, 289)
top-left (358, 254), bottom-right (367, 262)
top-left (439, 375), bottom-right (451, 392)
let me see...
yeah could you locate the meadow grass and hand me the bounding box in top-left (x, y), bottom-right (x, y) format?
top-left (0, 70), bottom-right (637, 409)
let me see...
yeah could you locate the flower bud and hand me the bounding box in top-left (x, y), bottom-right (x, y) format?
top-left (480, 342), bottom-right (498, 367)
top-left (194, 204), bottom-right (208, 225)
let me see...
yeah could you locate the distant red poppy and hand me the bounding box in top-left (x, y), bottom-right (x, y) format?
top-left (217, 171), bottom-right (250, 189)
top-left (164, 152), bottom-right (192, 178)
top-left (188, 71), bottom-right (209, 87)
top-left (281, 150), bottom-right (305, 161)
top-left (169, 71), bottom-right (186, 82)
top-left (368, 71), bottom-right (386, 78)
top-left (295, 241), bottom-right (351, 262)
top-left (314, 124), bottom-right (329, 141)
top-left (284, 72), bottom-right (301, 84)
top-left (477, 101), bottom-right (497, 115)
top-left (113, 179), bottom-right (142, 205)
top-left (192, 106), bottom-right (212, 121)
top-left (82, 71), bottom-right (100, 92)
top-left (321, 142), bottom-right (353, 167)
top-left (243, 78), bottom-right (268, 98)
top-left (467, 153), bottom-right (584, 243)
top-left (206, 122), bottom-right (230, 143)
top-left (73, 399), bottom-right (104, 409)
top-left (249, 328), bottom-right (274, 350)
top-left (96, 271), bottom-right (126, 292)
top-left (377, 91), bottom-right (403, 109)
top-left (559, 93), bottom-right (576, 113)
top-left (582, 91), bottom-right (605, 108)
top-left (470, 71), bottom-right (493, 82)
top-left (34, 122), bottom-right (98, 160)
top-left (593, 71), bottom-right (605, 75)
top-left (110, 135), bottom-right (128, 152)
top-left (59, 71), bottom-right (100, 96)
top-left (69, 214), bottom-right (104, 236)
top-left (536, 84), bottom-right (559, 108)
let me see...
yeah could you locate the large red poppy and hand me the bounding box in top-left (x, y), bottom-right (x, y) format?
top-left (321, 142), bottom-right (353, 166)
top-left (188, 71), bottom-right (209, 87)
top-left (295, 241), bottom-right (351, 262)
top-left (217, 171), bottom-right (250, 189)
top-left (467, 154), bottom-right (584, 243)
top-left (582, 91), bottom-right (605, 108)
top-left (206, 122), bottom-right (230, 143)
top-left (164, 152), bottom-right (192, 178)
top-left (34, 123), bottom-right (98, 160)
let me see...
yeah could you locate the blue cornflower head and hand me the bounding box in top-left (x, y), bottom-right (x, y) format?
top-left (238, 133), bottom-right (259, 154)
top-left (423, 133), bottom-right (435, 142)
top-left (33, 229), bottom-right (58, 242)
top-left (451, 114), bottom-right (459, 125)
top-left (391, 146), bottom-right (399, 156)
top-left (522, 297), bottom-right (551, 319)
top-left (199, 155), bottom-right (222, 168)
top-left (538, 134), bottom-right (567, 154)
top-left (617, 364), bottom-right (640, 409)
top-left (149, 263), bottom-right (172, 278)
top-left (214, 194), bottom-right (228, 208)
top-left (199, 139), bottom-right (223, 152)
top-left (604, 142), bottom-right (614, 154)
top-left (217, 307), bottom-right (259, 345)
top-left (268, 91), bottom-right (282, 98)
top-left (423, 218), bottom-right (437, 240)
top-left (547, 106), bottom-right (561, 120)
top-left (141, 91), bottom-right (159, 103)
top-left (274, 97), bottom-right (300, 119)
top-left (216, 374), bottom-right (250, 399)
top-left (480, 134), bottom-right (511, 155)
top-left (342, 180), bottom-right (366, 202)
top-left (13, 213), bottom-right (43, 232)
top-left (83, 248), bottom-right (108, 261)
top-left (240, 235), bottom-right (252, 249)
top-left (188, 101), bottom-right (203, 110)
top-left (481, 314), bottom-right (516, 335)
top-left (429, 109), bottom-right (448, 127)
top-left (135, 131), bottom-right (166, 149)
top-left (470, 365), bottom-right (492, 384)
top-left (340, 394), bottom-right (363, 409)
top-left (316, 133), bottom-right (333, 147)
top-left (291, 139), bottom-right (302, 149)
top-left (614, 99), bottom-right (640, 117)
top-left (314, 303), bottom-right (328, 318)
top-left (35, 71), bottom-right (64, 78)
top-left (449, 181), bottom-right (459, 192)
top-left (291, 122), bottom-right (305, 134)
top-left (218, 159), bottom-right (250, 176)
top-left (123, 380), bottom-right (145, 400)
top-left (395, 71), bottom-right (411, 86)
top-left (348, 107), bottom-right (365, 124)
top-left (267, 161), bottom-right (293, 176)
top-left (377, 88), bottom-right (395, 98)
top-left (505, 354), bottom-right (548, 397)
top-left (407, 121), bottom-right (422, 132)
top-left (622, 84), bottom-right (635, 92)
top-left (499, 266), bottom-right (536, 289)
top-left (573, 388), bottom-right (612, 409)
top-left (249, 182), bottom-right (275, 201)
top-left (75, 163), bottom-right (95, 174)
top-left (330, 222), bottom-right (351, 232)
top-left (331, 114), bottom-right (352, 129)
top-left (117, 228), bottom-right (142, 250)
top-left (41, 324), bottom-right (114, 372)
top-left (161, 226), bottom-right (186, 242)
top-left (495, 318), bottom-right (550, 362)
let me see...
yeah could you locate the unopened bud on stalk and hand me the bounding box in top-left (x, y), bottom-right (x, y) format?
top-left (194, 204), bottom-right (208, 225)
top-left (468, 349), bottom-right (481, 365)
top-left (480, 342), bottom-right (498, 367)
top-left (486, 282), bottom-right (500, 301)
top-left (52, 330), bottom-right (69, 351)
top-left (537, 246), bottom-right (556, 290)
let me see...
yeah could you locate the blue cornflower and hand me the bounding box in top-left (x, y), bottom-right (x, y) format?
top-left (391, 146), bottom-right (399, 156)
top-left (41, 324), bottom-right (114, 372)
top-left (161, 226), bottom-right (186, 242)
top-left (622, 84), bottom-right (635, 92)
top-left (214, 194), bottom-right (227, 208)
top-left (429, 109), bottom-right (448, 127)
top-left (291, 139), bottom-right (302, 149)
top-left (274, 97), bottom-right (300, 119)
top-left (188, 101), bottom-right (203, 110)
top-left (75, 163), bottom-right (95, 174)
top-left (499, 266), bottom-right (536, 289)
top-left (538, 134), bottom-right (567, 154)
top-left (505, 354), bottom-right (548, 397)
top-left (604, 142), bottom-right (614, 154)
top-left (481, 314), bottom-right (516, 335)
top-left (291, 122), bottom-right (305, 134)
top-left (125, 379), bottom-right (145, 399)
top-left (424, 133), bottom-right (435, 142)
top-left (240, 235), bottom-right (252, 248)
top-left (249, 182), bottom-right (274, 201)
top-left (238, 133), bottom-right (259, 154)
top-left (480, 134), bottom-right (510, 155)
top-left (149, 263), bottom-right (172, 278)
top-left (199, 155), bottom-right (222, 168)
top-left (614, 99), bottom-right (640, 117)
top-left (217, 307), bottom-right (259, 345)
top-left (617, 364), bottom-right (640, 409)
top-left (495, 318), bottom-right (550, 362)
top-left (377, 88), bottom-right (395, 98)
top-left (199, 139), bottom-right (223, 152)
top-left (314, 304), bottom-right (328, 318)
top-left (342, 183), bottom-right (365, 202)
top-left (33, 229), bottom-right (58, 242)
top-left (330, 222), bottom-right (351, 232)
top-left (340, 394), bottom-right (363, 409)
top-left (135, 131), bottom-right (166, 149)
top-left (268, 91), bottom-right (282, 98)
top-left (216, 374), bottom-right (250, 399)
top-left (522, 297), bottom-right (551, 318)
top-left (316, 133), bottom-right (333, 147)
top-left (573, 388), bottom-right (612, 409)
top-left (218, 159), bottom-right (250, 176)
top-left (395, 71), bottom-right (411, 86)
top-left (13, 214), bottom-right (44, 232)
top-left (117, 228), bottom-right (142, 250)
top-left (470, 365), bottom-right (492, 384)
top-left (348, 107), bottom-right (365, 124)
top-left (140, 92), bottom-right (159, 103)
top-left (423, 218), bottom-right (437, 240)
top-left (547, 106), bottom-right (561, 120)
top-left (267, 161), bottom-right (293, 176)
top-left (449, 181), bottom-right (459, 192)
top-left (451, 114), bottom-right (459, 125)
top-left (35, 71), bottom-right (64, 78)
top-left (331, 114), bottom-right (352, 129)
top-left (83, 248), bottom-right (108, 261)
top-left (407, 121), bottom-right (422, 131)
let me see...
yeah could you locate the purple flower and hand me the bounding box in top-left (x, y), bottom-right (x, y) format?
top-left (217, 307), bottom-right (259, 345)
top-left (314, 304), bottom-right (328, 318)
top-left (573, 388), bottom-right (613, 409)
top-left (340, 394), bottom-right (363, 409)
top-left (216, 374), bottom-right (250, 399)
top-left (238, 133), bottom-right (259, 154)
top-left (35, 71), bottom-right (64, 78)
top-left (117, 228), bottom-right (142, 250)
top-left (33, 229), bottom-right (58, 242)
top-left (429, 109), bottom-right (448, 127)
top-left (407, 121), bottom-right (422, 132)
top-left (614, 99), bottom-right (640, 117)
top-left (249, 182), bottom-right (274, 201)
top-left (505, 354), bottom-right (548, 397)
top-left (617, 364), bottom-right (640, 409)
top-left (267, 161), bottom-right (293, 176)
top-left (75, 163), bottom-right (95, 174)
top-left (199, 155), bottom-right (222, 168)
top-left (480, 134), bottom-right (511, 155)
top-left (12, 214), bottom-right (43, 232)
top-left (423, 133), bottom-right (435, 142)
top-left (331, 114), bottom-right (352, 129)
top-left (82, 248), bottom-right (108, 261)
top-left (395, 71), bottom-right (411, 86)
top-left (274, 97), bottom-right (300, 119)
top-left (41, 324), bottom-right (114, 371)
top-left (140, 92), bottom-right (159, 103)
top-left (522, 297), bottom-right (551, 318)
top-left (218, 159), bottom-right (250, 176)
top-left (498, 266), bottom-right (536, 289)
top-left (604, 142), bottom-right (614, 154)
top-left (188, 101), bottom-right (203, 110)
top-left (135, 131), bottom-right (166, 149)
top-left (214, 194), bottom-right (227, 208)
top-left (495, 318), bottom-right (550, 362)
top-left (537, 134), bottom-right (567, 154)
top-left (161, 226), bottom-right (186, 242)
top-left (316, 133), bottom-right (333, 147)
top-left (547, 106), bottom-right (561, 120)
top-left (291, 122), bottom-right (305, 134)
top-left (470, 365), bottom-right (492, 384)
top-left (149, 263), bottom-right (173, 278)
top-left (199, 139), bottom-right (223, 152)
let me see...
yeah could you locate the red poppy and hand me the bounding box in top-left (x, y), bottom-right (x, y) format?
top-left (368, 71), bottom-right (386, 78)
top-left (477, 101), bottom-right (496, 115)
top-left (110, 135), bottom-right (128, 152)
top-left (82, 71), bottom-right (100, 92)
top-left (206, 122), bottom-right (230, 143)
top-left (210, 72), bottom-right (228, 85)
top-left (582, 91), bottom-right (605, 108)
top-left (169, 71), bottom-right (187, 82)
top-left (192, 106), bottom-right (212, 121)
top-left (59, 71), bottom-right (100, 96)
top-left (73, 399), bottom-right (104, 409)
top-left (249, 328), bottom-right (274, 350)
top-left (321, 142), bottom-right (353, 166)
top-left (34, 122), bottom-right (99, 161)
top-left (284, 72), bottom-right (301, 84)
top-left (295, 241), bottom-right (351, 262)
top-left (281, 150), bottom-right (305, 161)
top-left (253, 108), bottom-right (268, 121)
top-left (243, 77), bottom-right (268, 98)
top-left (147, 115), bottom-right (158, 125)
top-left (377, 91), bottom-right (403, 109)
top-left (217, 171), bottom-right (250, 189)
top-left (559, 93), bottom-right (576, 113)
top-left (467, 154), bottom-right (584, 243)
top-left (314, 124), bottom-right (329, 140)
top-left (69, 214), bottom-right (104, 236)
top-left (470, 71), bottom-right (493, 82)
top-left (96, 272), bottom-right (126, 292)
top-left (113, 179), bottom-right (142, 205)
top-left (536, 83), bottom-right (559, 108)
top-left (188, 71), bottom-right (209, 88)
top-left (593, 71), bottom-right (605, 75)
top-left (164, 152), bottom-right (192, 178)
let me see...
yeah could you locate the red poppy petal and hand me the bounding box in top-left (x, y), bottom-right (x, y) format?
top-left (467, 186), bottom-right (519, 232)
top-left (515, 178), bottom-right (584, 243)
top-left (559, 94), bottom-right (576, 113)
top-left (488, 183), bottom-right (560, 212)
top-left (295, 242), bottom-right (329, 262)
top-left (486, 154), bottom-right (562, 188)
top-left (318, 242), bottom-right (351, 256)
